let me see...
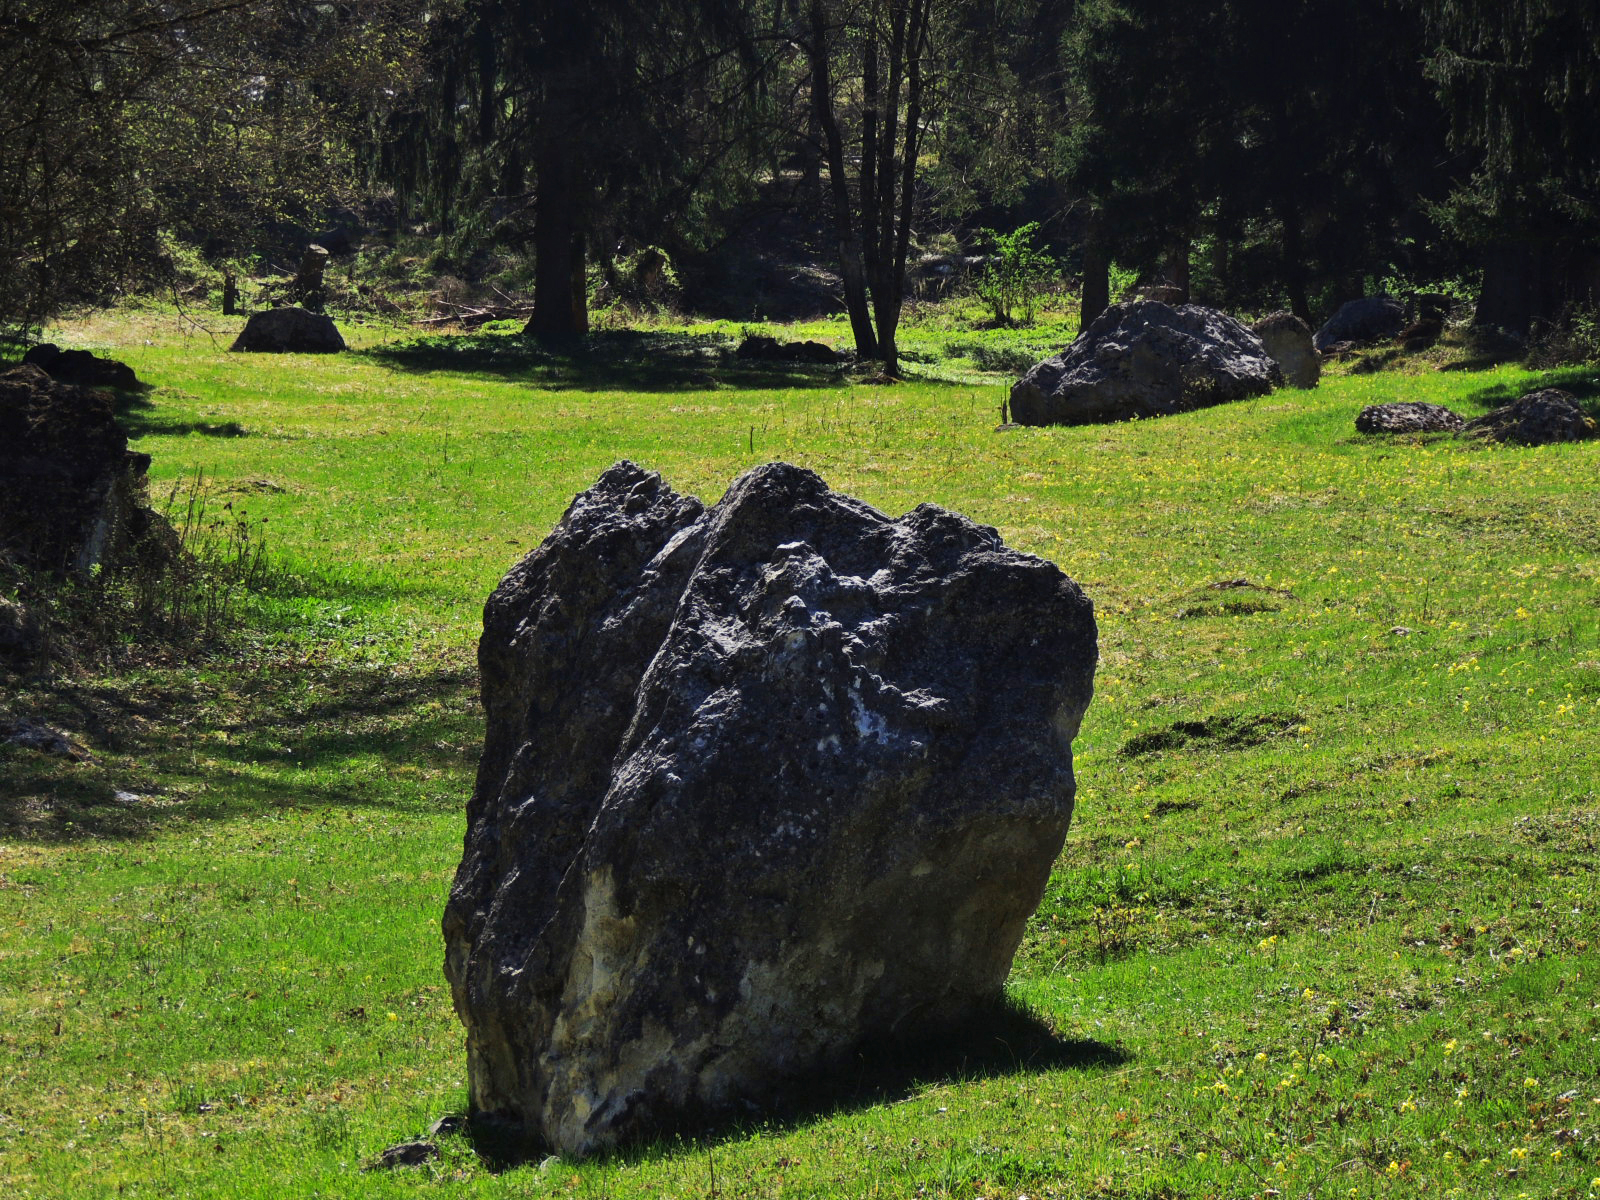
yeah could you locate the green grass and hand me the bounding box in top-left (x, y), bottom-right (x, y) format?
top-left (2, 307), bottom-right (1599, 1198)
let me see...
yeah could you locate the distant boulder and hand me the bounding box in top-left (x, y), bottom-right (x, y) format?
top-left (735, 335), bottom-right (840, 363)
top-left (1313, 297), bottom-right (1404, 352)
top-left (1250, 311), bottom-right (1320, 389)
top-left (22, 344), bottom-right (141, 391)
top-left (231, 307), bottom-right (346, 353)
top-left (1465, 389), bottom-right (1595, 445)
top-left (1009, 301), bottom-right (1282, 426)
top-left (1355, 402), bottom-right (1464, 435)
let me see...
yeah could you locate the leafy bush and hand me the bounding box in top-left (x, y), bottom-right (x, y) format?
top-left (974, 223), bottom-right (1057, 325)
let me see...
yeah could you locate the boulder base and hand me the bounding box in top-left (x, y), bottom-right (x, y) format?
top-left (444, 461), bottom-right (1096, 1156)
top-left (1355, 402), bottom-right (1464, 435)
top-left (1465, 389), bottom-right (1595, 445)
top-left (1009, 301), bottom-right (1282, 426)
top-left (1249, 311), bottom-right (1320, 389)
top-left (230, 307), bottom-right (345, 353)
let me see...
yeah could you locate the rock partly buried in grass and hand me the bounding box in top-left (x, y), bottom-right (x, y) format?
top-left (444, 460), bottom-right (1097, 1157)
top-left (1355, 401), bottom-right (1465, 435)
top-left (1249, 311), bottom-right (1320, 389)
top-left (734, 335), bottom-right (840, 363)
top-left (1008, 301), bottom-right (1282, 426)
top-left (1464, 388), bottom-right (1595, 445)
top-left (230, 306), bottom-right (345, 353)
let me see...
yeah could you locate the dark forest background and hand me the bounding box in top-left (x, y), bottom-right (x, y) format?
top-left (3, 0), bottom-right (1596, 370)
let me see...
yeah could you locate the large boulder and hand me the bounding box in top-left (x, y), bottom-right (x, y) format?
top-left (230, 306), bottom-right (345, 353)
top-left (1313, 297), bottom-right (1404, 352)
top-left (444, 461), bottom-right (1096, 1156)
top-left (0, 365), bottom-right (163, 574)
top-left (1249, 311), bottom-right (1320, 388)
top-left (1009, 301), bottom-right (1282, 426)
top-left (1355, 402), bottom-right (1465, 435)
top-left (1465, 388), bottom-right (1596, 445)
top-left (21, 344), bottom-right (142, 391)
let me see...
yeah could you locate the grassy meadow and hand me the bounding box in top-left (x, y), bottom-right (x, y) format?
top-left (2, 307), bottom-right (1598, 1199)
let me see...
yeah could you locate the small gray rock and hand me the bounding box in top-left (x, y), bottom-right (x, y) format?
top-left (1355, 402), bottom-right (1465, 435)
top-left (2, 718), bottom-right (91, 761)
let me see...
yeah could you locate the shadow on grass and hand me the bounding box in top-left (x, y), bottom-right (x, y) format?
top-left (361, 329), bottom-right (850, 393)
top-left (0, 660), bottom-right (480, 843)
top-left (459, 995), bottom-right (1128, 1171)
top-left (1461, 366), bottom-right (1600, 415)
top-left (113, 387), bottom-right (250, 439)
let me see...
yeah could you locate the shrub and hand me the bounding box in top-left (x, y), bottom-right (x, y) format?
top-left (974, 223), bottom-right (1057, 326)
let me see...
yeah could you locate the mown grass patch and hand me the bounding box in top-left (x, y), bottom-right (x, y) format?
top-left (2, 309), bottom-right (1597, 1198)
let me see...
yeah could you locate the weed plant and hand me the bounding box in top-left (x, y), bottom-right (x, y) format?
top-left (0, 307), bottom-right (1597, 1198)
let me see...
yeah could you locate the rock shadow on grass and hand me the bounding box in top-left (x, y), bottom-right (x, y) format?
top-left (454, 993), bottom-right (1128, 1171)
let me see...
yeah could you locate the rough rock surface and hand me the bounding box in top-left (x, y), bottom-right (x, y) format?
top-left (444, 461), bottom-right (1097, 1156)
top-left (230, 306), bottom-right (346, 353)
top-left (22, 344), bottom-right (141, 390)
top-left (0, 365), bottom-right (162, 573)
top-left (1465, 389), bottom-right (1596, 445)
top-left (1312, 297), bottom-right (1404, 351)
top-left (1009, 301), bottom-right (1282, 426)
top-left (1355, 402), bottom-right (1465, 434)
top-left (1250, 311), bottom-right (1321, 389)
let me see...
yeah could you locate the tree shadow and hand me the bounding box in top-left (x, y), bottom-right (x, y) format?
top-left (361, 329), bottom-right (851, 393)
top-left (1460, 366), bottom-right (1600, 415)
top-left (460, 994), bottom-right (1128, 1171)
top-left (0, 660), bottom-right (480, 842)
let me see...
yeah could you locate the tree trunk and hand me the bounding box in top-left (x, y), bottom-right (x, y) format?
top-left (1209, 237), bottom-right (1230, 302)
top-left (1167, 238), bottom-right (1191, 303)
top-left (1279, 205), bottom-right (1311, 324)
top-left (1079, 209), bottom-right (1109, 329)
top-left (1475, 240), bottom-right (1536, 335)
top-left (871, 0), bottom-right (930, 379)
top-left (527, 138), bottom-right (588, 341)
top-left (807, 0), bottom-right (876, 359)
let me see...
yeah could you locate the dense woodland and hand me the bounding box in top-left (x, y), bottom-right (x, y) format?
top-left (2, 0), bottom-right (1597, 370)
